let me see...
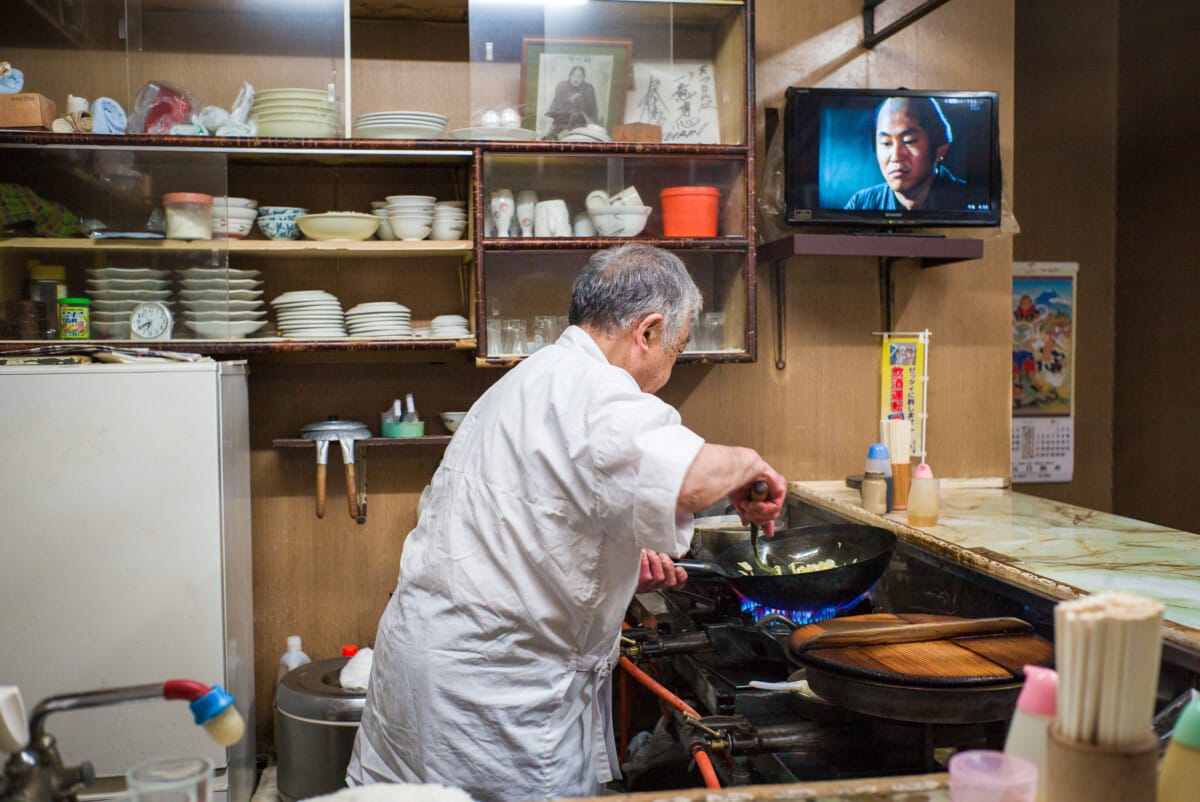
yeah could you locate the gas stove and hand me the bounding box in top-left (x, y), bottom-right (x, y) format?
top-left (619, 523), bottom-right (1200, 791)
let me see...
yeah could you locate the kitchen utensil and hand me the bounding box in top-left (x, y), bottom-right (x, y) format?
top-left (790, 613), bottom-right (1053, 724)
top-left (747, 480), bottom-right (772, 572)
top-left (675, 523), bottom-right (896, 609)
top-left (301, 420), bottom-right (371, 520)
top-left (792, 616), bottom-right (1032, 651)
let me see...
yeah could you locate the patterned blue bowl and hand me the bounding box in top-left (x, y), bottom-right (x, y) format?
top-left (257, 215), bottom-right (301, 240)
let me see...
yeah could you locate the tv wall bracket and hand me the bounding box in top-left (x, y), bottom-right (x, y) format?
top-left (862, 0), bottom-right (954, 49)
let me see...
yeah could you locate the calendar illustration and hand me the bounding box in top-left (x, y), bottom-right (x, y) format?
top-left (1012, 262), bottom-right (1077, 484)
top-left (1012, 417), bottom-right (1074, 482)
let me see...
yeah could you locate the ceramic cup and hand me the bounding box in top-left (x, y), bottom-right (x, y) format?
top-left (573, 213), bottom-right (596, 237)
top-left (612, 185), bottom-right (643, 208)
top-left (586, 190), bottom-right (610, 211)
top-left (490, 189), bottom-right (514, 239)
top-left (541, 199), bottom-right (571, 237)
top-left (516, 190), bottom-right (538, 237)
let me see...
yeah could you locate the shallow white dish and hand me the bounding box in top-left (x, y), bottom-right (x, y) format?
top-left (179, 290), bottom-right (264, 302)
top-left (178, 282), bottom-right (261, 294)
top-left (271, 290), bottom-right (337, 303)
top-left (86, 278), bottom-right (170, 292)
top-left (178, 268), bottom-right (261, 280)
top-left (88, 268), bottom-right (170, 280)
top-left (90, 289), bottom-right (172, 301)
top-left (179, 299), bottom-right (265, 313)
top-left (183, 310), bottom-right (268, 322)
top-left (257, 120), bottom-right (339, 138)
top-left (354, 123), bottom-right (445, 140)
top-left (296, 212), bottom-right (380, 242)
top-left (186, 319), bottom-right (270, 338)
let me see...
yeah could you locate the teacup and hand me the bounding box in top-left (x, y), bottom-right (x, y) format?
top-left (610, 186), bottom-right (643, 208)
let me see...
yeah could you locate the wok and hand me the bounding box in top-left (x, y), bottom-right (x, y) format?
top-left (675, 524), bottom-right (896, 609)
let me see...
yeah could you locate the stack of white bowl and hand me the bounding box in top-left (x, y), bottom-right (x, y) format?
top-left (353, 111), bottom-right (447, 139)
top-left (431, 201), bottom-right (467, 241)
top-left (429, 314), bottom-right (471, 339)
top-left (177, 268), bottom-right (268, 339)
top-left (212, 196), bottom-right (258, 239)
top-left (252, 88), bottom-right (340, 138)
top-left (270, 290), bottom-right (347, 339)
top-left (560, 124), bottom-right (612, 143)
top-left (86, 267), bottom-right (172, 339)
top-left (345, 302), bottom-right (412, 339)
top-left (385, 195), bottom-right (435, 241)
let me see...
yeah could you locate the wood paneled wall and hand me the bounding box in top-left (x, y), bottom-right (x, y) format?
top-left (1012, 0), bottom-right (1118, 513)
top-left (5, 0), bottom-right (1018, 748)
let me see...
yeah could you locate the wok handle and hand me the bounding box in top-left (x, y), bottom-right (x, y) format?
top-left (795, 617), bottom-right (1033, 651)
top-left (315, 463), bottom-right (327, 519)
top-left (344, 462), bottom-right (359, 520)
top-left (673, 560), bottom-right (730, 578)
top-left (749, 479), bottom-right (769, 501)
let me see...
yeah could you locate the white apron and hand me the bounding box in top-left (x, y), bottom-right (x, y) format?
top-left (347, 327), bottom-right (703, 802)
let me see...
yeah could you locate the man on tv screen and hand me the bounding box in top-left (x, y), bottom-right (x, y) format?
top-left (844, 96), bottom-right (969, 212)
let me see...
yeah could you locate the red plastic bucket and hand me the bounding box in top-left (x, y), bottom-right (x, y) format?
top-left (660, 186), bottom-right (720, 237)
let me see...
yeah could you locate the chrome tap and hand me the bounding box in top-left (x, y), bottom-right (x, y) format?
top-left (1, 681), bottom-right (244, 802)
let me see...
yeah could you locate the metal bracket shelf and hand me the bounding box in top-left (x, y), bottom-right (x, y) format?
top-left (862, 0), bottom-right (954, 50)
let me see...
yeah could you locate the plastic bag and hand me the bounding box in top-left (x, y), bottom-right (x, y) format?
top-left (756, 108), bottom-right (790, 244)
top-left (128, 81), bottom-right (196, 135)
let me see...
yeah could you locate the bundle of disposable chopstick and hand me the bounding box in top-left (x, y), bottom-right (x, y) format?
top-left (1055, 592), bottom-right (1164, 747)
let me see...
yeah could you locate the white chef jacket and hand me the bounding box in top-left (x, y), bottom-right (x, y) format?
top-left (346, 326), bottom-right (704, 802)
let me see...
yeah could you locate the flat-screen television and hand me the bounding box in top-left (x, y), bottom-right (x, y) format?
top-left (783, 87), bottom-right (1001, 227)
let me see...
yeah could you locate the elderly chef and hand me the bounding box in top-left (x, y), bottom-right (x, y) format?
top-left (347, 243), bottom-right (786, 802)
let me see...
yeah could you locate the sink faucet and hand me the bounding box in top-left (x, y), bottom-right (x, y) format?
top-left (1, 681), bottom-right (243, 802)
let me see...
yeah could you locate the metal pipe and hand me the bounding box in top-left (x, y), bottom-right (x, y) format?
top-left (29, 683), bottom-right (163, 743)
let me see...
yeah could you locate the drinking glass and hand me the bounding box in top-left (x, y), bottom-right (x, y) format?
top-left (126, 756), bottom-right (215, 802)
top-left (501, 318), bottom-right (527, 355)
top-left (701, 311), bottom-right (726, 352)
top-left (533, 315), bottom-right (558, 351)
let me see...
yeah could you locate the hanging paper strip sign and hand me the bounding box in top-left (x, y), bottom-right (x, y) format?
top-left (879, 331), bottom-right (930, 460)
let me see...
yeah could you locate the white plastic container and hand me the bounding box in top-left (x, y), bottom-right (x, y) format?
top-left (277, 635), bottom-right (312, 684)
top-left (163, 192), bottom-right (214, 240)
top-left (1004, 664), bottom-right (1057, 802)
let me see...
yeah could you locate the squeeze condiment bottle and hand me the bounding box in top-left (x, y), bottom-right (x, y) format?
top-left (1158, 694), bottom-right (1200, 802)
top-left (906, 462), bottom-right (939, 527)
top-left (864, 442), bottom-right (893, 510)
top-left (1004, 664), bottom-right (1056, 802)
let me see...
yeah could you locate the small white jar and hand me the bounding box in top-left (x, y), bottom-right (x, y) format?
top-left (163, 192), bottom-right (214, 240)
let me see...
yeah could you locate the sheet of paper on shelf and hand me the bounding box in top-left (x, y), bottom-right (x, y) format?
top-left (624, 60), bottom-right (720, 144)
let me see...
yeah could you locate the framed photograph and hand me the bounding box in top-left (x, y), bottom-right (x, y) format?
top-left (521, 36), bottom-right (632, 140)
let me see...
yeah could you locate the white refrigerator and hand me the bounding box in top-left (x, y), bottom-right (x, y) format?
top-left (0, 360), bottom-right (255, 802)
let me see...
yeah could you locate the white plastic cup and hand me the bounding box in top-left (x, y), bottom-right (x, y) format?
top-left (126, 756), bottom-right (215, 802)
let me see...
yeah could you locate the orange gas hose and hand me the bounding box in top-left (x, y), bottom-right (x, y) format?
top-left (618, 655), bottom-right (721, 789)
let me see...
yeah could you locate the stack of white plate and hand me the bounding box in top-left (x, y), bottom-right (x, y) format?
top-left (354, 110), bottom-right (447, 139)
top-left (252, 88), bottom-right (340, 138)
top-left (271, 290), bottom-right (347, 339)
top-left (86, 267), bottom-right (172, 338)
top-left (430, 314), bottom-right (471, 339)
top-left (345, 302), bottom-right (412, 339)
top-left (560, 124), bottom-right (612, 143)
top-left (177, 268), bottom-right (269, 339)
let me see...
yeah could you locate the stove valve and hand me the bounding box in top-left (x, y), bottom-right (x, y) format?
top-left (681, 714), bottom-right (754, 754)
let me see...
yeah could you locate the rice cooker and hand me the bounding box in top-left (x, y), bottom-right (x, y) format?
top-left (275, 657), bottom-right (366, 802)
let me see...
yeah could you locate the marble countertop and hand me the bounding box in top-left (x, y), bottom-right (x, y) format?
top-left (789, 480), bottom-right (1200, 653)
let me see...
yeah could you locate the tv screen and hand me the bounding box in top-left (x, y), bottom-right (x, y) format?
top-left (783, 87), bottom-right (1001, 227)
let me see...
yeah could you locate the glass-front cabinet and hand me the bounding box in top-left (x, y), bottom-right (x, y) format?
top-left (0, 0), bottom-right (754, 361)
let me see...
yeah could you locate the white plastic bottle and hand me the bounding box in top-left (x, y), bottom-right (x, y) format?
top-left (277, 635), bottom-right (311, 684)
top-left (1003, 664), bottom-right (1056, 802)
top-left (1158, 695), bottom-right (1200, 802)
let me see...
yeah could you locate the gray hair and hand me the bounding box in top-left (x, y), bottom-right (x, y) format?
top-left (569, 244), bottom-right (703, 347)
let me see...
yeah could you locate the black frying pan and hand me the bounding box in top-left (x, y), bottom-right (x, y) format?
top-left (675, 524), bottom-right (896, 609)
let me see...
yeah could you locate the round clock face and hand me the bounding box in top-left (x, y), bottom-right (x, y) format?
top-left (130, 302), bottom-right (173, 340)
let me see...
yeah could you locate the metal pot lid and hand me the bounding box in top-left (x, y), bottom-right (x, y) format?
top-left (275, 657), bottom-right (366, 722)
top-left (302, 420), bottom-right (371, 434)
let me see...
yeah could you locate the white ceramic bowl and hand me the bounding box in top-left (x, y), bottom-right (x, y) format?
top-left (296, 212), bottom-right (381, 241)
top-left (588, 205), bottom-right (652, 237)
top-left (214, 196), bottom-right (257, 209)
top-left (213, 204), bottom-right (258, 221)
top-left (387, 216), bottom-right (432, 241)
top-left (257, 120), bottom-right (339, 138)
top-left (431, 219), bottom-right (467, 241)
top-left (212, 217), bottom-right (254, 239)
top-left (371, 211), bottom-right (396, 241)
top-left (440, 411), bottom-right (467, 433)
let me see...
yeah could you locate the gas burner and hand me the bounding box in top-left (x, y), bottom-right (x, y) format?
top-left (736, 589), bottom-right (874, 625)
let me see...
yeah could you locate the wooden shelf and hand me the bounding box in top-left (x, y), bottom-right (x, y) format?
top-left (0, 237), bottom-right (473, 257)
top-left (0, 338), bottom-right (476, 355)
top-left (482, 237), bottom-right (750, 251)
top-left (475, 350), bottom-right (752, 368)
top-left (273, 435), bottom-right (452, 447)
top-left (757, 233), bottom-right (984, 267)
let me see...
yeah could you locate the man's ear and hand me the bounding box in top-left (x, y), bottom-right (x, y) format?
top-left (633, 313), bottom-right (665, 352)
top-left (935, 143), bottom-right (950, 164)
